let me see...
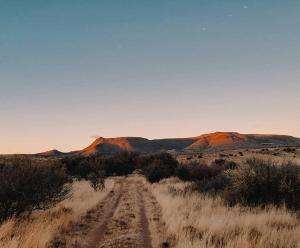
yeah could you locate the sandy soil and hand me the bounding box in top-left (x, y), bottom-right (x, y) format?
top-left (50, 176), bottom-right (166, 248)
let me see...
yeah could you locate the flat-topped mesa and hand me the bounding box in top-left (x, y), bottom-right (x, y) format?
top-left (79, 136), bottom-right (197, 156)
top-left (80, 137), bottom-right (150, 156)
top-left (186, 132), bottom-right (300, 151)
top-left (188, 132), bottom-right (249, 149)
top-left (36, 132), bottom-right (300, 156)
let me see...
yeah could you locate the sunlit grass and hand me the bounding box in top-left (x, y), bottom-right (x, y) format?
top-left (0, 179), bottom-right (114, 248)
top-left (152, 178), bottom-right (300, 248)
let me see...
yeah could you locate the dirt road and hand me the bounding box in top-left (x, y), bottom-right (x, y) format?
top-left (51, 176), bottom-right (166, 248)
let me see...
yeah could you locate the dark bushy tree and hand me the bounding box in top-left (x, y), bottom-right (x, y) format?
top-left (0, 157), bottom-right (69, 222)
top-left (142, 153), bottom-right (178, 183)
top-left (176, 161), bottom-right (230, 194)
top-left (224, 158), bottom-right (300, 209)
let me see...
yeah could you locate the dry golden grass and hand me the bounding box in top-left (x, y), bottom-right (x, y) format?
top-left (152, 178), bottom-right (300, 248)
top-left (1, 151), bottom-right (299, 248)
top-left (0, 179), bottom-right (114, 248)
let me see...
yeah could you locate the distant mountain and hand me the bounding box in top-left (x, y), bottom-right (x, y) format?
top-left (80, 137), bottom-right (196, 156)
top-left (36, 132), bottom-right (300, 156)
top-left (36, 149), bottom-right (65, 157)
top-left (186, 132), bottom-right (300, 152)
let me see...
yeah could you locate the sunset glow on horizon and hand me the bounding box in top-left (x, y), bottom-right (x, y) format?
top-left (0, 1), bottom-right (299, 154)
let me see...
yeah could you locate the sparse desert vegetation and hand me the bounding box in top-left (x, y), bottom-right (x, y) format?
top-left (0, 156), bottom-right (69, 222)
top-left (2, 0), bottom-right (300, 245)
top-left (152, 178), bottom-right (300, 248)
top-left (0, 179), bottom-right (114, 248)
top-left (176, 157), bottom-right (300, 210)
top-left (0, 150), bottom-right (299, 247)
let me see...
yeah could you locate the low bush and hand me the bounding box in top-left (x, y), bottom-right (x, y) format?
top-left (283, 148), bottom-right (296, 153)
top-left (2, 152), bottom-right (298, 224)
top-left (212, 159), bottom-right (238, 170)
top-left (214, 158), bottom-right (226, 166)
top-left (177, 161), bottom-right (222, 181)
top-left (63, 152), bottom-right (177, 183)
top-left (101, 152), bottom-right (139, 176)
top-left (62, 155), bottom-right (111, 190)
top-left (176, 161), bottom-right (230, 194)
top-left (64, 152), bottom-right (140, 178)
top-left (142, 153), bottom-right (178, 183)
top-left (0, 156), bottom-right (69, 222)
top-left (195, 173), bottom-right (230, 195)
top-left (63, 156), bottom-right (92, 179)
top-left (62, 154), bottom-right (300, 210)
top-left (224, 158), bottom-right (300, 209)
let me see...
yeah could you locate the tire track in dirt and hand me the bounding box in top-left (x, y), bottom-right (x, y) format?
top-left (97, 178), bottom-right (144, 248)
top-left (85, 181), bottom-right (125, 248)
top-left (136, 182), bottom-right (152, 248)
top-left (49, 178), bottom-right (125, 247)
top-left (50, 176), bottom-right (166, 248)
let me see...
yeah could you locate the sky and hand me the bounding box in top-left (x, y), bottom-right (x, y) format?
top-left (0, 0), bottom-right (300, 154)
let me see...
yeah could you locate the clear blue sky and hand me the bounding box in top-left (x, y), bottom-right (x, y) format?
top-left (0, 0), bottom-right (299, 153)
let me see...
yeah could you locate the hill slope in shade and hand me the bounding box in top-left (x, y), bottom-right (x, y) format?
top-left (36, 132), bottom-right (300, 156)
top-left (36, 149), bottom-right (65, 157)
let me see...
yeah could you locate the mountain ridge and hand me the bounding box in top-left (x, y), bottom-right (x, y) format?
top-left (36, 132), bottom-right (300, 157)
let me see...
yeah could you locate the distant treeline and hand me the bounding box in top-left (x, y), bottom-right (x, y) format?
top-left (0, 153), bottom-right (299, 222)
